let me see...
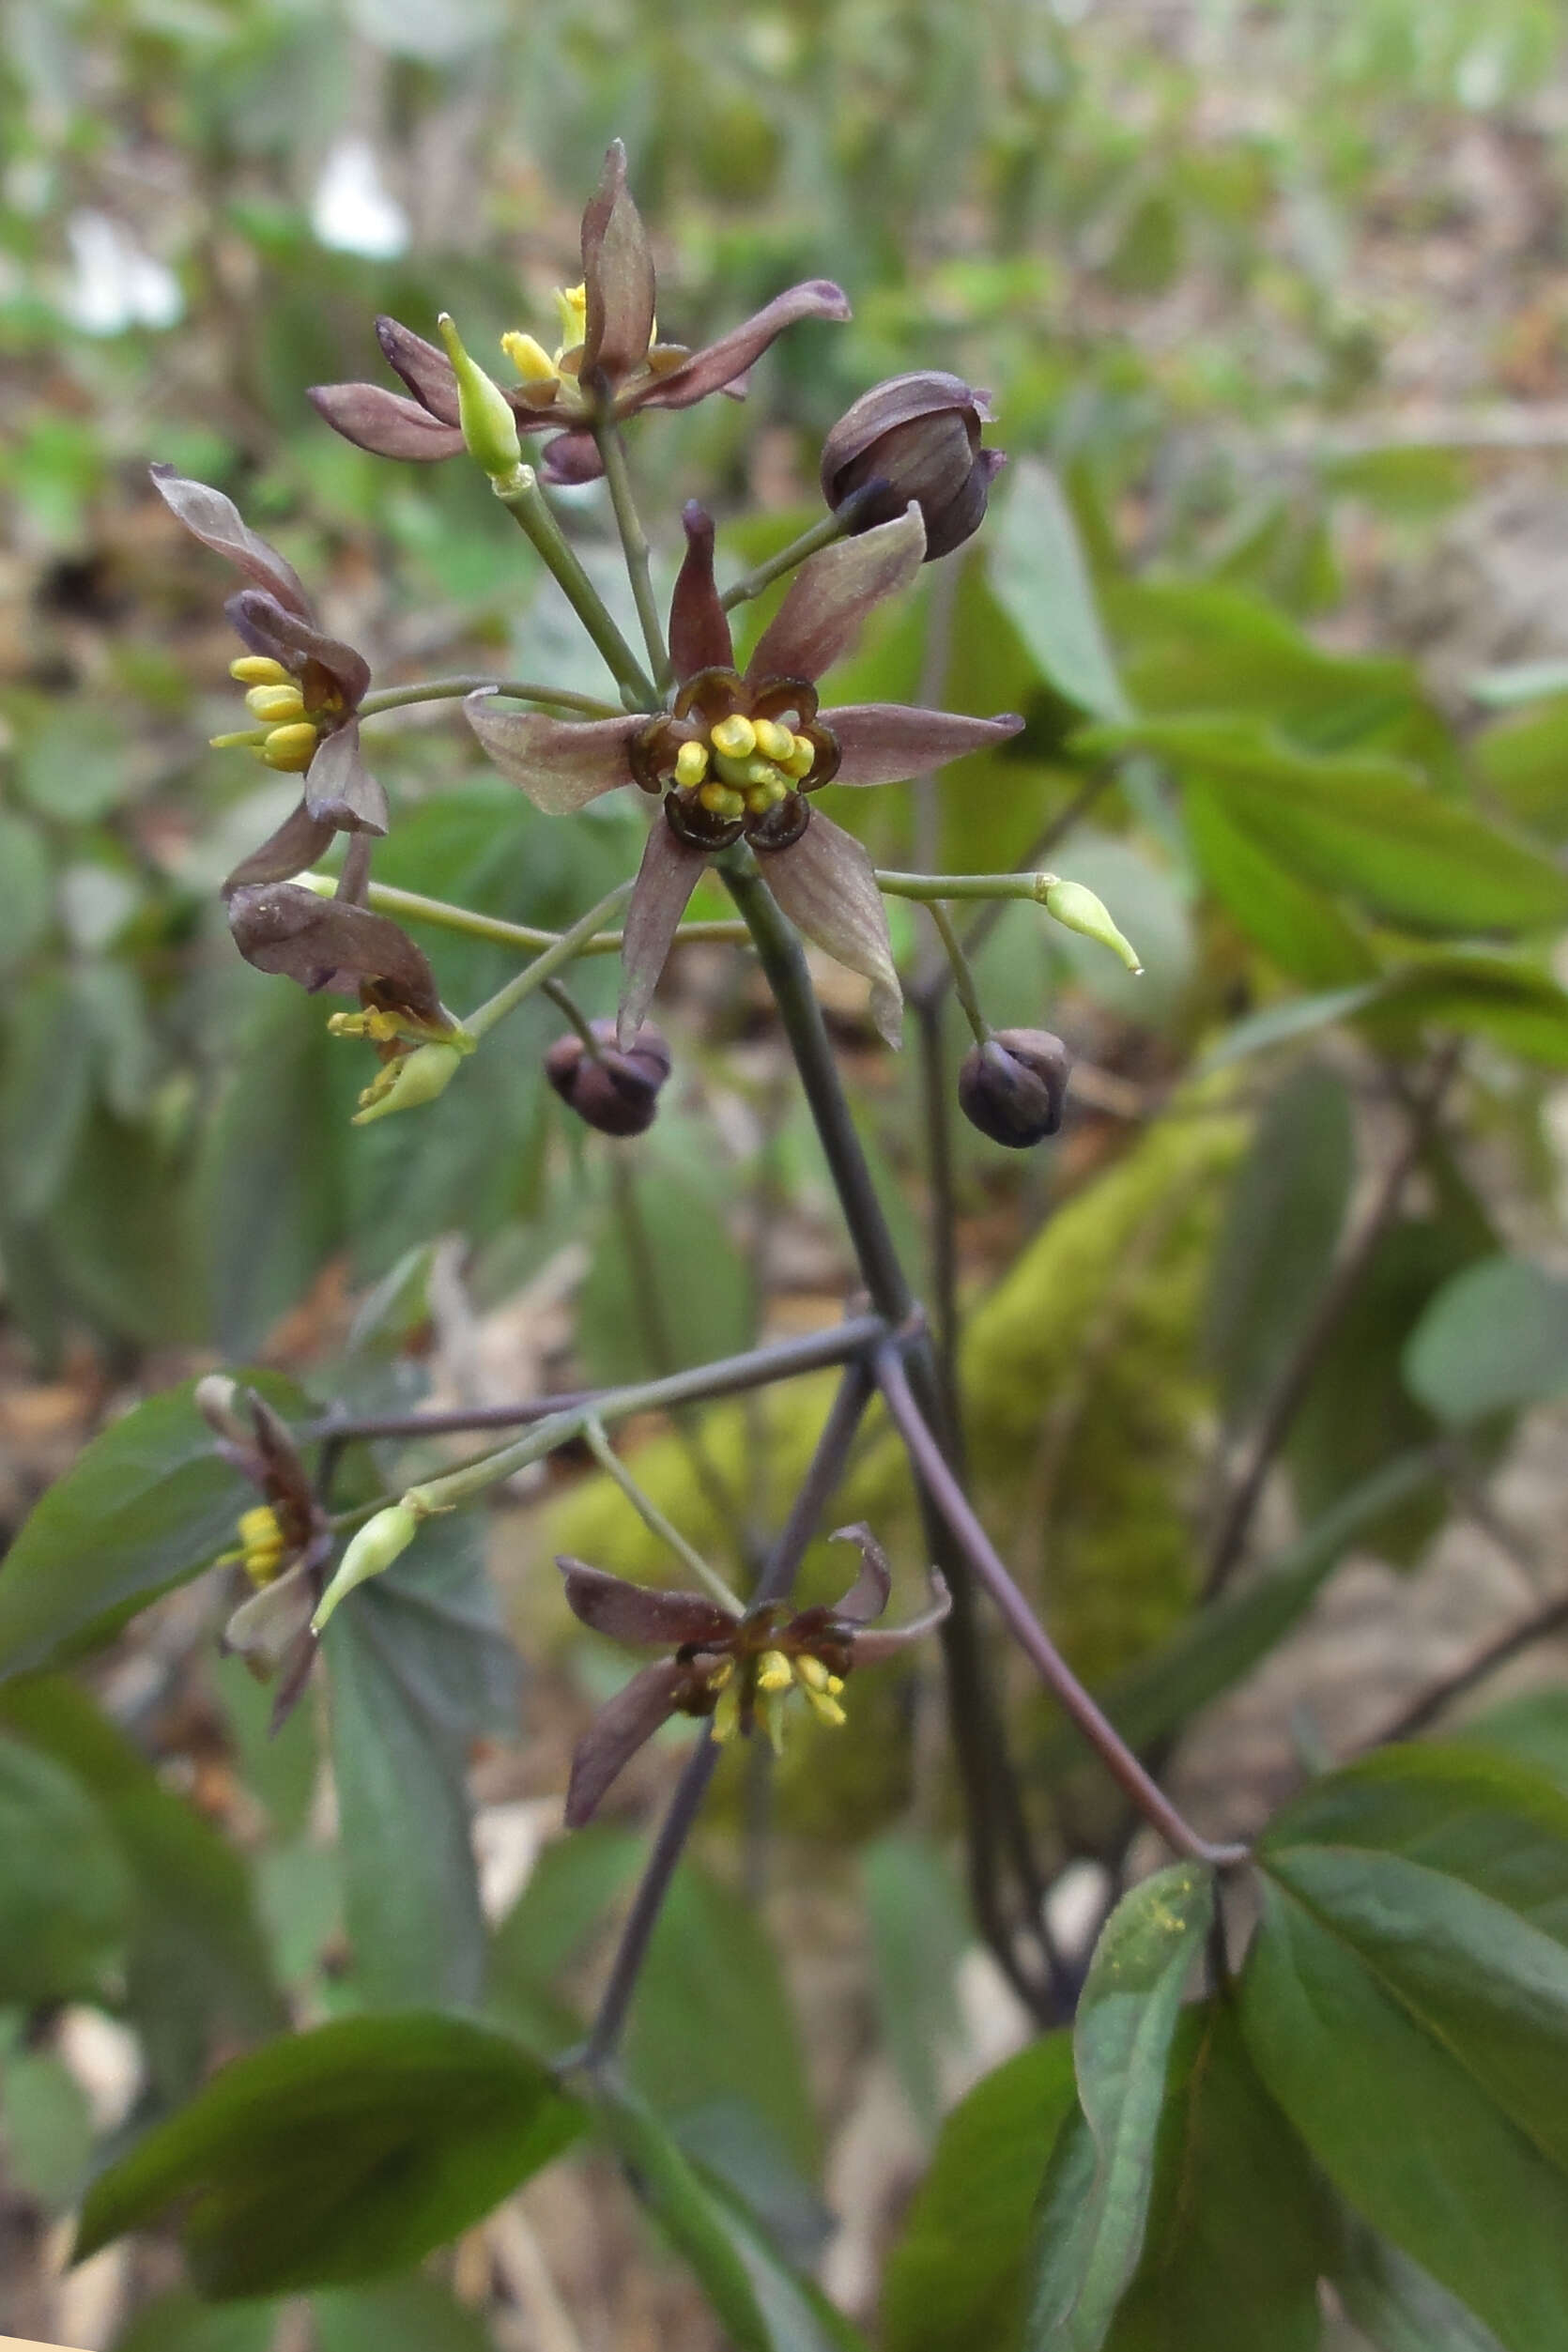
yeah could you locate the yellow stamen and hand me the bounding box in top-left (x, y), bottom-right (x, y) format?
top-left (803, 1685), bottom-right (848, 1729)
top-left (329, 1008), bottom-right (406, 1043)
top-left (699, 782), bottom-right (746, 820)
top-left (753, 717), bottom-right (794, 762)
top-left (744, 780), bottom-right (788, 815)
top-left (712, 1677), bottom-right (744, 1745)
top-left (209, 730), bottom-right (267, 750)
top-left (761, 1690), bottom-right (789, 1757)
top-left (260, 722), bottom-right (318, 773)
top-left (230, 655), bottom-right (290, 686)
top-left (553, 283), bottom-right (589, 353)
top-left (782, 735), bottom-right (817, 780)
top-left (757, 1650), bottom-right (793, 1694)
top-left (245, 683), bottom-right (307, 723)
top-left (501, 330), bottom-right (559, 385)
top-left (795, 1655), bottom-right (831, 1692)
top-left (710, 714), bottom-right (757, 761)
top-left (237, 1504), bottom-right (286, 1588)
top-left (825, 1673), bottom-right (845, 1696)
top-left (674, 739), bottom-right (710, 789)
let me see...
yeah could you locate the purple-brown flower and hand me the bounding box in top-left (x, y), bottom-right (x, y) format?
top-left (196, 1377), bottom-right (333, 1725)
top-left (821, 372), bottom-right (1005, 560)
top-left (468, 502), bottom-right (1023, 1047)
top-left (557, 1525), bottom-right (949, 1825)
top-left (225, 880), bottom-right (458, 1046)
top-left (308, 143), bottom-right (851, 486)
top-left (545, 1018), bottom-right (671, 1137)
top-left (150, 466), bottom-right (387, 887)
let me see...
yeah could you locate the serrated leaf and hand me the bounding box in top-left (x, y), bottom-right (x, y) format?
top-left (1022, 1862), bottom-right (1214, 2350)
top-left (76, 2014), bottom-right (584, 2299)
top-left (0, 1371), bottom-right (311, 1678)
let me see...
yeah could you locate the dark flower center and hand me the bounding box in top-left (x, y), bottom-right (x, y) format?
top-left (629, 669), bottom-right (839, 853)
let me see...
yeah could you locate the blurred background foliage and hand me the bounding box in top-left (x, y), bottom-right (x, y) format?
top-left (8, 0), bottom-right (1568, 2343)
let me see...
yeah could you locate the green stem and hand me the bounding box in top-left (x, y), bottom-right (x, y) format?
top-left (360, 677), bottom-right (622, 719)
top-left (582, 1417), bottom-right (744, 1614)
top-left (495, 464), bottom-right (658, 711)
top-left (875, 869), bottom-right (1058, 902)
top-left (543, 976), bottom-right (604, 1054)
top-left (928, 901), bottom-right (992, 1048)
top-left (718, 511), bottom-right (849, 612)
top-left (464, 883), bottom-right (632, 1042)
top-left (296, 871), bottom-right (748, 958)
top-left (593, 421), bottom-right (671, 695)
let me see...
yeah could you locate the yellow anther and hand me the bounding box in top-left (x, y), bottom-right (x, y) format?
top-left (782, 735), bottom-right (817, 779)
top-left (674, 739), bottom-right (710, 789)
top-left (699, 782), bottom-right (746, 820)
top-left (712, 1677), bottom-right (744, 1745)
top-left (795, 1655), bottom-right (832, 1693)
top-left (710, 714), bottom-right (758, 761)
top-left (244, 683), bottom-right (307, 723)
top-left (553, 283), bottom-right (589, 353)
top-left (744, 780), bottom-right (788, 815)
top-left (501, 331), bottom-right (559, 385)
top-left (237, 1504), bottom-right (286, 1588)
top-left (328, 1008), bottom-right (405, 1042)
top-left (757, 1650), bottom-right (793, 1694)
top-left (804, 1684), bottom-right (848, 1729)
top-left (825, 1673), bottom-right (845, 1696)
top-left (230, 655), bottom-right (291, 686)
top-left (752, 717), bottom-right (794, 763)
top-left (260, 722), bottom-right (318, 773)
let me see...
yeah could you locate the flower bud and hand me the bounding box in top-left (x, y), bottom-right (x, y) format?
top-left (312, 1501), bottom-right (422, 1633)
top-left (545, 1020), bottom-right (671, 1139)
top-left (1040, 877), bottom-right (1144, 975)
top-left (820, 373), bottom-right (1005, 561)
top-left (437, 313), bottom-right (524, 482)
top-left (958, 1029), bottom-right (1072, 1148)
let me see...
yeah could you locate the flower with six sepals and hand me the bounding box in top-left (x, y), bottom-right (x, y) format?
top-left (195, 1376), bottom-right (333, 1726)
top-left (308, 142), bottom-right (851, 486)
top-left (820, 371), bottom-right (1006, 560)
top-left (467, 501), bottom-right (1023, 1049)
top-left (556, 1523), bottom-right (950, 1826)
top-left (149, 466), bottom-right (387, 888)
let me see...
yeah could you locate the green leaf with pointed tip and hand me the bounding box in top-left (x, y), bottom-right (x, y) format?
top-left (882, 2034), bottom-right (1077, 2352)
top-left (1186, 780), bottom-right (1378, 989)
top-left (326, 1514), bottom-right (519, 2010)
top-left (1242, 1745), bottom-right (1568, 2352)
top-left (1022, 1862), bottom-right (1214, 2349)
top-left (0, 1731), bottom-right (131, 2005)
top-left (1332, 2219), bottom-right (1507, 2352)
top-left (76, 2014), bottom-right (584, 2299)
top-left (1101, 2002), bottom-right (1334, 2351)
top-left (1082, 716), bottom-right (1568, 934)
top-left (989, 459), bottom-right (1131, 724)
top-left (593, 2081), bottom-right (868, 2352)
top-left (0, 1371), bottom-right (312, 1679)
top-left (1404, 1255), bottom-right (1568, 1424)
top-left (0, 1674), bottom-right (283, 2098)
top-left (1206, 1066), bottom-right (1353, 1422)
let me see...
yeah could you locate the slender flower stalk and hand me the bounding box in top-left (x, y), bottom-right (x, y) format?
top-left (462, 882), bottom-right (633, 1043)
top-left (359, 677), bottom-right (623, 719)
top-left (297, 869), bottom-right (748, 958)
top-left (494, 464), bottom-right (659, 709)
top-left (592, 419), bottom-right (670, 693)
top-left (717, 509), bottom-right (851, 610)
top-left (927, 900), bottom-right (991, 1048)
top-left (581, 1417), bottom-right (744, 1614)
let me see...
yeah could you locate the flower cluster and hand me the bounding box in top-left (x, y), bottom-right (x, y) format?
top-left (556, 1525), bottom-right (948, 1824)
top-left (469, 499), bottom-right (1022, 1047)
top-left (196, 1377), bottom-right (333, 1724)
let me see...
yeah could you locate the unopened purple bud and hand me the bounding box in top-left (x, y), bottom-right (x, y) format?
top-left (958, 1029), bottom-right (1071, 1148)
top-left (821, 373), bottom-right (1004, 561)
top-left (545, 1019), bottom-right (672, 1138)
